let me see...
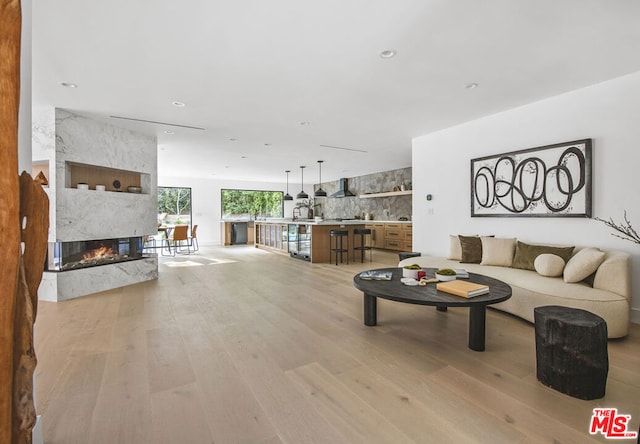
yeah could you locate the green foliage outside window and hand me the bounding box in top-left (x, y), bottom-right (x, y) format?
top-left (222, 189), bottom-right (283, 219)
top-left (158, 187), bottom-right (192, 225)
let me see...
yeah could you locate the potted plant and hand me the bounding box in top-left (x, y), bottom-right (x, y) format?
top-left (402, 263), bottom-right (422, 279)
top-left (435, 268), bottom-right (457, 281)
top-left (296, 198), bottom-right (322, 219)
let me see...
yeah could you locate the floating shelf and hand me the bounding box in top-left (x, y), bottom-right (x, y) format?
top-left (359, 190), bottom-right (412, 199)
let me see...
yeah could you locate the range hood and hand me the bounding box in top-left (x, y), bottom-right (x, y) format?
top-left (330, 178), bottom-right (356, 198)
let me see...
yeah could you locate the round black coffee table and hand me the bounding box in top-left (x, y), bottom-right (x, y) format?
top-left (353, 267), bottom-right (512, 351)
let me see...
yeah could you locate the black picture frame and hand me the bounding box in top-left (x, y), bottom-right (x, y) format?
top-left (471, 139), bottom-right (592, 217)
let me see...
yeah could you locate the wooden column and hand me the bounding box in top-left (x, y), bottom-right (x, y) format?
top-left (1, 1), bottom-right (24, 442)
top-left (2, 1), bottom-right (50, 442)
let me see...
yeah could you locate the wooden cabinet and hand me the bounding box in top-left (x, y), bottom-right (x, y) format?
top-left (221, 222), bottom-right (232, 245)
top-left (366, 223), bottom-right (385, 249)
top-left (402, 223), bottom-right (413, 251)
top-left (248, 225), bottom-right (254, 244)
top-left (254, 222), bottom-right (288, 253)
top-left (366, 223), bottom-right (412, 252)
top-left (384, 223), bottom-right (402, 250)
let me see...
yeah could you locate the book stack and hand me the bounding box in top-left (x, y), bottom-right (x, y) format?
top-left (436, 280), bottom-right (489, 298)
top-left (359, 270), bottom-right (393, 281)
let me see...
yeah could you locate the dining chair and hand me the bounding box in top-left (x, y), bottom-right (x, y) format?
top-left (189, 224), bottom-right (199, 251)
top-left (168, 225), bottom-right (191, 255)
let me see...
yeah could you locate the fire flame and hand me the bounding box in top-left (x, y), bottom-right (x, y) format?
top-left (83, 245), bottom-right (115, 261)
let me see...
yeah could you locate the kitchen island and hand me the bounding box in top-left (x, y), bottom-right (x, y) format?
top-left (254, 219), bottom-right (412, 263)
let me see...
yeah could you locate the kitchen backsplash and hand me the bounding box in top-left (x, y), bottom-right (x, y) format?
top-left (311, 167), bottom-right (412, 221)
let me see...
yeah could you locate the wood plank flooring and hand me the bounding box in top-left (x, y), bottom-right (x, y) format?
top-left (34, 245), bottom-right (640, 443)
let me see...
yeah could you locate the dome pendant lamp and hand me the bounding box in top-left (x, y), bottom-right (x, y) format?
top-left (314, 160), bottom-right (327, 197)
top-left (296, 166), bottom-right (309, 199)
top-left (284, 170), bottom-right (293, 201)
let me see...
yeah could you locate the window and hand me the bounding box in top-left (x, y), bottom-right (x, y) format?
top-left (158, 187), bottom-right (192, 228)
top-left (221, 189), bottom-right (283, 219)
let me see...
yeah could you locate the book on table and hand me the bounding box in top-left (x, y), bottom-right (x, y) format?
top-left (436, 279), bottom-right (489, 297)
top-left (454, 268), bottom-right (469, 278)
top-left (359, 270), bottom-right (393, 281)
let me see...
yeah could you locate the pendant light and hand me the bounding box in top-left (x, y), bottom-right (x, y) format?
top-left (283, 170), bottom-right (293, 201)
top-left (296, 165), bottom-right (309, 199)
top-left (314, 160), bottom-right (327, 197)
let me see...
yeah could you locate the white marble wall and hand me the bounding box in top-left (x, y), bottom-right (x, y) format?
top-left (33, 108), bottom-right (159, 301)
top-left (39, 257), bottom-right (158, 301)
top-left (55, 109), bottom-right (157, 241)
top-left (32, 106), bottom-right (57, 241)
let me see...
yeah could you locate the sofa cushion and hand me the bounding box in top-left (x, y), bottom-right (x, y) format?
top-left (512, 241), bottom-right (574, 271)
top-left (534, 254), bottom-right (565, 277)
top-left (564, 248), bottom-right (606, 283)
top-left (480, 237), bottom-right (516, 267)
top-left (448, 235), bottom-right (462, 260)
top-left (459, 235), bottom-right (482, 263)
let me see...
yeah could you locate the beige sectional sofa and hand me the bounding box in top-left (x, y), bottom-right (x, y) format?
top-left (398, 236), bottom-right (631, 338)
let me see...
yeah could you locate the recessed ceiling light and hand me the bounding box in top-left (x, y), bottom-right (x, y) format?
top-left (163, 130), bottom-right (175, 134)
top-left (241, 155), bottom-right (247, 159)
top-left (172, 101), bottom-right (186, 107)
top-left (465, 82), bottom-right (479, 89)
top-left (60, 82), bottom-right (78, 88)
top-left (379, 50), bottom-right (396, 59)
top-left (264, 143), bottom-right (272, 147)
top-left (299, 121), bottom-right (311, 126)
top-left (229, 138), bottom-right (238, 142)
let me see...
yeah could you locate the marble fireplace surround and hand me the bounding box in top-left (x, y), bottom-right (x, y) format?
top-left (33, 108), bottom-right (158, 301)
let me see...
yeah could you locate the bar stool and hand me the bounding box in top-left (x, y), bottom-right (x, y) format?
top-left (329, 229), bottom-right (349, 265)
top-left (353, 228), bottom-right (372, 262)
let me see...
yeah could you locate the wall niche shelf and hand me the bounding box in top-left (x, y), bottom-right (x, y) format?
top-left (66, 161), bottom-right (148, 193)
top-left (359, 190), bottom-right (412, 199)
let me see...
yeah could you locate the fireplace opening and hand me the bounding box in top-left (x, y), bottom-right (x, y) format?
top-left (46, 237), bottom-right (149, 271)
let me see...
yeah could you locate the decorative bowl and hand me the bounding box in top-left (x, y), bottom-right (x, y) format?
top-left (402, 268), bottom-right (420, 279)
top-left (77, 183), bottom-right (89, 190)
top-left (436, 268), bottom-right (457, 281)
top-left (127, 186), bottom-right (142, 193)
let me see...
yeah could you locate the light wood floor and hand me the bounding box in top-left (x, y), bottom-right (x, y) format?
top-left (34, 245), bottom-right (640, 443)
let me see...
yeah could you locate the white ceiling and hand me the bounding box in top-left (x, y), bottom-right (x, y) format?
top-left (32, 0), bottom-right (640, 184)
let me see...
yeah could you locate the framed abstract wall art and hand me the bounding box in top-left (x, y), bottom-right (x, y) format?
top-left (471, 139), bottom-right (592, 217)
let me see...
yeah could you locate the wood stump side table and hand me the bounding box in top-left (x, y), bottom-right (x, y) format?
top-left (534, 305), bottom-right (608, 400)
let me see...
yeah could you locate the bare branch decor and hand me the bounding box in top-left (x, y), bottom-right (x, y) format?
top-left (594, 211), bottom-right (640, 245)
top-left (471, 139), bottom-right (592, 217)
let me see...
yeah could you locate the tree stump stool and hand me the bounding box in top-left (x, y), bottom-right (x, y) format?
top-left (534, 305), bottom-right (608, 400)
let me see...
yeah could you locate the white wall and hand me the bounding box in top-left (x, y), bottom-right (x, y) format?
top-left (158, 176), bottom-right (296, 245)
top-left (412, 70), bottom-right (640, 323)
top-left (18, 0), bottom-right (32, 173)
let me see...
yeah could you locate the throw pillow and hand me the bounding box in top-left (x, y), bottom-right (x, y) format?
top-left (512, 241), bottom-right (574, 271)
top-left (480, 237), bottom-right (516, 267)
top-left (534, 254), bottom-right (566, 277)
top-left (563, 248), bottom-right (606, 283)
top-left (459, 235), bottom-right (482, 263)
top-left (448, 234), bottom-right (462, 260)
